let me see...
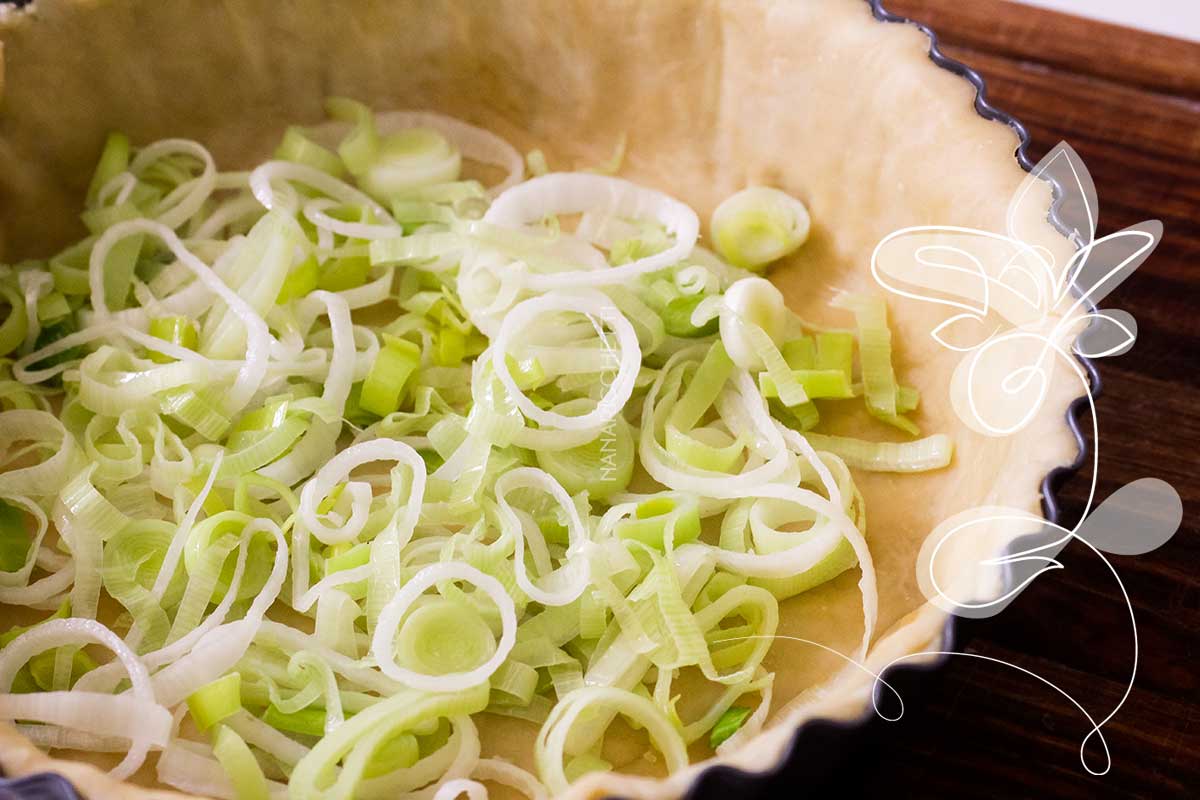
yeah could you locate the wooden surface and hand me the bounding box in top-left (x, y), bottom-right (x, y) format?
top-left (843, 1), bottom-right (1200, 797)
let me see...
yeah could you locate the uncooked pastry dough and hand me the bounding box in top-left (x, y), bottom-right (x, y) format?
top-left (0, 1), bottom-right (1080, 798)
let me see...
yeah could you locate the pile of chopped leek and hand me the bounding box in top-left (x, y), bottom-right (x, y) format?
top-left (0, 100), bottom-right (952, 800)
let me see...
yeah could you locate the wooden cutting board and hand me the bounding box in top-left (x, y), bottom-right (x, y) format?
top-left (843, 1), bottom-right (1200, 797)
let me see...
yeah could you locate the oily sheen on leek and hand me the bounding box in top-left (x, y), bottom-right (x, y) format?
top-left (0, 100), bottom-right (953, 800)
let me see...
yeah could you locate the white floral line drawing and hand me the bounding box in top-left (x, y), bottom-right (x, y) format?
top-left (849, 142), bottom-right (1184, 775)
top-left (720, 482), bottom-right (1172, 774)
top-left (700, 145), bottom-right (1180, 777)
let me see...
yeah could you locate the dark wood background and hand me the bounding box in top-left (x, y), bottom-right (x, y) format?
top-left (847, 1), bottom-right (1199, 796)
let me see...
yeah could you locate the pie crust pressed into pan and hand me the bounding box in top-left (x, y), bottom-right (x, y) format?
top-left (0, 1), bottom-right (1081, 798)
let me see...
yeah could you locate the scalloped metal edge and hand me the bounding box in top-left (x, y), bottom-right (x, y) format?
top-left (672, 2), bottom-right (1100, 797)
top-left (0, 773), bottom-right (81, 800)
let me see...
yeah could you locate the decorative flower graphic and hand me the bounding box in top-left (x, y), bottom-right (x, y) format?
top-left (865, 143), bottom-right (1183, 775)
top-left (872, 142), bottom-right (1158, 438)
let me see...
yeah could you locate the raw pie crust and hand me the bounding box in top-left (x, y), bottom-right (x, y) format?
top-left (0, 1), bottom-right (1080, 798)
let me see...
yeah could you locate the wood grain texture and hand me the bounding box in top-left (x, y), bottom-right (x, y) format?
top-left (889, 0), bottom-right (1200, 99)
top-left (845, 1), bottom-right (1200, 797)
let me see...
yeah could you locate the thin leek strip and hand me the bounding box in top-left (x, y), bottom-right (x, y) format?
top-left (690, 584), bottom-right (779, 685)
top-left (713, 680), bottom-right (773, 755)
top-left (526, 150), bottom-right (550, 177)
top-left (489, 660), bottom-right (539, 707)
top-left (87, 132), bottom-right (132, 205)
top-left (801, 432), bottom-right (953, 473)
top-left (156, 738), bottom-right (275, 800)
top-left (81, 411), bottom-right (145, 482)
top-left (750, 537), bottom-right (858, 601)
top-left (0, 282), bottom-right (29, 357)
top-left (263, 705), bottom-right (328, 738)
top-left (255, 622), bottom-right (402, 697)
top-left (602, 285), bottom-right (667, 355)
top-left (211, 724), bottom-right (270, 800)
top-left (0, 618), bottom-right (170, 779)
top-left (493, 468), bottom-right (589, 607)
top-left (712, 480), bottom-right (876, 661)
top-left (315, 587), bottom-right (363, 658)
top-left (0, 107), bottom-right (951, 799)
top-left (325, 97), bottom-right (379, 175)
top-left (129, 139), bottom-right (218, 229)
top-left (168, 518), bottom-right (261, 644)
top-left (292, 651), bottom-right (346, 735)
top-left (662, 292), bottom-right (719, 338)
top-left (374, 110), bottom-right (525, 196)
top-left (614, 495), bottom-right (701, 551)
top-left (354, 713), bottom-right (480, 799)
top-left (36, 291), bottom-right (70, 323)
top-left (101, 521), bottom-right (183, 651)
top-left (744, 321), bottom-right (808, 407)
top-left (298, 438), bottom-right (426, 548)
top-left (305, 199), bottom-right (403, 242)
top-left (289, 684), bottom-right (489, 800)
top-left (535, 686), bottom-right (688, 795)
top-left (832, 293), bottom-right (921, 434)
top-left (897, 384), bottom-right (920, 413)
top-left (16, 724), bottom-right (130, 753)
top-left (56, 466), bottom-right (127, 634)
top-left (667, 341), bottom-right (733, 433)
top-left (758, 368), bottom-right (854, 400)
top-left (78, 346), bottom-right (212, 415)
top-left (0, 410), bottom-right (82, 498)
top-left (571, 545), bottom-right (714, 754)
top-left (359, 128), bottom-right (462, 201)
top-left (0, 497), bottom-right (46, 587)
top-left (277, 127), bottom-right (346, 178)
top-left (200, 210), bottom-right (301, 359)
top-left (816, 331), bottom-right (854, 377)
top-left (148, 452), bottom-right (222, 604)
top-left (87, 220), bottom-right (273, 415)
top-left (664, 424), bottom-right (744, 473)
top-left (277, 256), bottom-right (320, 304)
top-left (224, 709), bottom-right (311, 768)
top-left (183, 512), bottom-right (278, 603)
top-left (136, 521), bottom-right (286, 705)
top-left (360, 335), bottom-right (420, 416)
top-left (18, 270), bottom-right (53, 353)
top-left (187, 672), bottom-right (243, 730)
top-left (433, 779), bottom-right (487, 800)
top-left (642, 364), bottom-right (791, 498)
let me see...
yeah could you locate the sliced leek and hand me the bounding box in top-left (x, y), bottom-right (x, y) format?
top-left (0, 100), bottom-right (954, 800)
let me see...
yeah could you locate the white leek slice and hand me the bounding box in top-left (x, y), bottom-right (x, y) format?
top-left (719, 277), bottom-right (787, 371)
top-left (372, 562), bottom-right (516, 692)
top-left (711, 186), bottom-right (810, 271)
top-left (484, 173), bottom-right (699, 289)
top-left (0, 106), bottom-right (947, 800)
top-left (494, 467), bottom-right (590, 607)
top-left (491, 290), bottom-right (640, 431)
top-left (0, 618), bottom-right (169, 779)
